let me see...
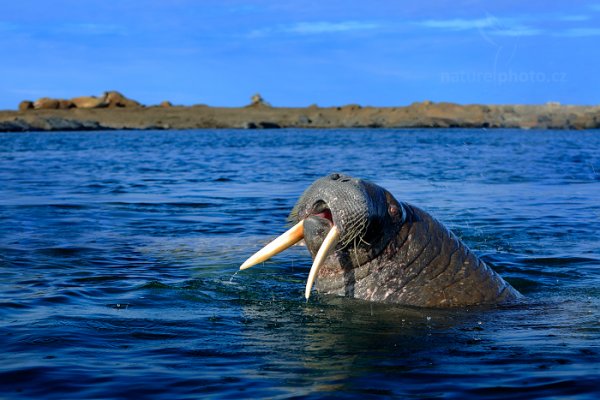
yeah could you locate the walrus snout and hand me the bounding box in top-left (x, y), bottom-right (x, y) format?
top-left (288, 173), bottom-right (380, 248)
top-left (303, 215), bottom-right (333, 258)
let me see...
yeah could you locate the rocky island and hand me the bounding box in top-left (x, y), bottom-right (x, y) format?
top-left (1, 91), bottom-right (599, 131)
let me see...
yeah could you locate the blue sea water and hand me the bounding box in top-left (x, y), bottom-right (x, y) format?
top-left (0, 128), bottom-right (599, 399)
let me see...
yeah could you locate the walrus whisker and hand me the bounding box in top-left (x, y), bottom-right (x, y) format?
top-left (240, 220), bottom-right (304, 270)
top-left (352, 238), bottom-right (361, 268)
top-left (358, 235), bottom-right (372, 247)
top-left (340, 216), bottom-right (369, 248)
top-left (305, 225), bottom-right (340, 300)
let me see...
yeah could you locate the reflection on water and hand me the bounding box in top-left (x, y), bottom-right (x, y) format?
top-left (0, 129), bottom-right (599, 398)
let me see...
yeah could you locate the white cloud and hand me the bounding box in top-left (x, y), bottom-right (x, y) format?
top-left (559, 27), bottom-right (600, 37)
top-left (56, 23), bottom-right (125, 36)
top-left (492, 27), bottom-right (543, 36)
top-left (558, 15), bottom-right (590, 22)
top-left (418, 16), bottom-right (543, 37)
top-left (248, 13), bottom-right (600, 40)
top-left (418, 17), bottom-right (497, 31)
top-left (286, 21), bottom-right (381, 34)
top-left (248, 20), bottom-right (382, 38)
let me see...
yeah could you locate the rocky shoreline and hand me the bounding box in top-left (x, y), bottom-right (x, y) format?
top-left (1, 92), bottom-right (599, 131)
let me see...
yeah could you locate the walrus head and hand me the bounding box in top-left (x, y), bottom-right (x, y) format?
top-left (240, 173), bottom-right (404, 299)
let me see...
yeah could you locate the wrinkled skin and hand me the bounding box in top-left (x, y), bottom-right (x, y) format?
top-left (290, 173), bottom-right (521, 307)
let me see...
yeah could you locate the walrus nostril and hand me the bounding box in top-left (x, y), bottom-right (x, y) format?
top-left (330, 173), bottom-right (351, 182)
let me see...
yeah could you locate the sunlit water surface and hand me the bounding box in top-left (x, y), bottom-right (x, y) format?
top-left (1, 129), bottom-right (599, 399)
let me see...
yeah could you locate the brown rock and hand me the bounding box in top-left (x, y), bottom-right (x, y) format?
top-left (247, 93), bottom-right (271, 108)
top-left (34, 97), bottom-right (60, 110)
top-left (3, 101), bottom-right (600, 131)
top-left (160, 100), bottom-right (173, 108)
top-left (57, 99), bottom-right (75, 110)
top-left (71, 96), bottom-right (108, 109)
top-left (103, 91), bottom-right (142, 108)
top-left (341, 104), bottom-right (362, 111)
top-left (19, 100), bottom-right (34, 111)
top-left (251, 93), bottom-right (263, 104)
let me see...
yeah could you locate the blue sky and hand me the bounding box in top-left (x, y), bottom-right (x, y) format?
top-left (1, 0), bottom-right (599, 109)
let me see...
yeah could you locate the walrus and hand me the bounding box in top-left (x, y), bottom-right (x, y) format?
top-left (240, 173), bottom-right (521, 307)
top-left (70, 96), bottom-right (108, 109)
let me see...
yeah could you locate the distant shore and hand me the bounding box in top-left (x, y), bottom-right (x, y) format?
top-left (1, 102), bottom-right (599, 132)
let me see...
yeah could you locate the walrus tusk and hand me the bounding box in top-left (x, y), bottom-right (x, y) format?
top-left (305, 225), bottom-right (340, 300)
top-left (240, 220), bottom-right (305, 270)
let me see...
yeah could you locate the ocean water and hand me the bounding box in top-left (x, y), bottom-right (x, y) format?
top-left (0, 128), bottom-right (599, 399)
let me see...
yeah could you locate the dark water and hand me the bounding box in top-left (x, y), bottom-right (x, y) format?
top-left (1, 129), bottom-right (599, 399)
